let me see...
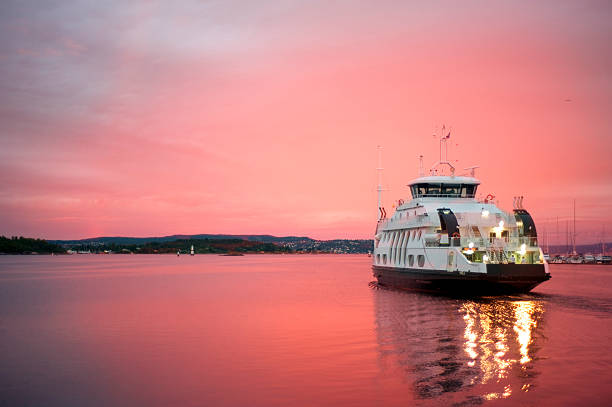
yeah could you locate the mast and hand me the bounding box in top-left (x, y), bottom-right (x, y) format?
top-left (439, 126), bottom-right (443, 162)
top-left (556, 216), bottom-right (559, 254)
top-left (545, 223), bottom-right (549, 254)
top-left (566, 220), bottom-right (569, 255)
top-left (573, 199), bottom-right (577, 255)
top-left (418, 155), bottom-right (424, 177)
top-left (377, 146), bottom-right (383, 221)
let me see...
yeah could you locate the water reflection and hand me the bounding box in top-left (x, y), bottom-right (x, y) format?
top-left (374, 290), bottom-right (546, 405)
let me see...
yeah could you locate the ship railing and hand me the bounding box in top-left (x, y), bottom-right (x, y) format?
top-left (423, 236), bottom-right (539, 249)
top-left (378, 215), bottom-right (431, 231)
top-left (458, 236), bottom-right (539, 249)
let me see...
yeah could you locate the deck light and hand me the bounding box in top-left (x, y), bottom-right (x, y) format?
top-left (468, 242), bottom-right (474, 248)
top-left (482, 210), bottom-right (489, 217)
top-left (483, 254), bottom-right (489, 263)
top-left (519, 243), bottom-right (527, 255)
top-left (498, 220), bottom-right (504, 228)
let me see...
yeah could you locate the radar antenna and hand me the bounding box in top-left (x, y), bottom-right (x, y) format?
top-left (464, 166), bottom-right (479, 177)
top-left (418, 155), bottom-right (424, 177)
top-left (430, 125), bottom-right (455, 176)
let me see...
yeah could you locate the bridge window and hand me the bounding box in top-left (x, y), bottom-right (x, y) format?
top-left (441, 184), bottom-right (460, 195)
top-left (411, 183), bottom-right (478, 198)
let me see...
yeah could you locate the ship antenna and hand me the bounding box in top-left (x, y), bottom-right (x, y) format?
top-left (418, 155), bottom-right (424, 177)
top-left (444, 126), bottom-right (449, 162)
top-left (439, 125), bottom-right (445, 162)
top-left (377, 146), bottom-right (384, 221)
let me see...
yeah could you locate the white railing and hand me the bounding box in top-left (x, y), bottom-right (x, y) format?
top-left (459, 236), bottom-right (538, 248)
top-left (423, 236), bottom-right (539, 249)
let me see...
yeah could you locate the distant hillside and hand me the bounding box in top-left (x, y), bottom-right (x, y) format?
top-left (50, 234), bottom-right (373, 253)
top-left (51, 234), bottom-right (314, 245)
top-left (43, 234), bottom-right (612, 255)
top-left (0, 236), bottom-right (67, 254)
top-left (93, 238), bottom-right (289, 254)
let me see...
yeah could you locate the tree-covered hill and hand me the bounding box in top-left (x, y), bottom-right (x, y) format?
top-left (69, 238), bottom-right (289, 254)
top-left (0, 236), bottom-right (67, 254)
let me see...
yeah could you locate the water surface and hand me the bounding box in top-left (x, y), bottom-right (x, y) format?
top-left (0, 255), bottom-right (610, 406)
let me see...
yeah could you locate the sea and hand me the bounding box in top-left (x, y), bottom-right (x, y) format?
top-left (0, 255), bottom-right (610, 407)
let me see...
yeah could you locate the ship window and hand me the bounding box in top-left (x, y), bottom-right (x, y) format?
top-left (427, 184), bottom-right (441, 195)
top-left (383, 254), bottom-right (387, 264)
top-left (376, 254), bottom-right (380, 263)
top-left (411, 183), bottom-right (478, 198)
top-left (417, 255), bottom-right (425, 267)
top-left (441, 184), bottom-right (460, 196)
top-left (408, 254), bottom-right (414, 266)
top-left (417, 230), bottom-right (422, 240)
top-left (460, 184), bottom-right (477, 197)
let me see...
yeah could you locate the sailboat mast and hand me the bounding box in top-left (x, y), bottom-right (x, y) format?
top-left (566, 220), bottom-right (569, 255)
top-left (573, 199), bottom-right (576, 255)
top-left (556, 216), bottom-right (559, 254)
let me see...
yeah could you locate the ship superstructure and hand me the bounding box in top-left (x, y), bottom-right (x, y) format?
top-left (372, 144), bottom-right (550, 294)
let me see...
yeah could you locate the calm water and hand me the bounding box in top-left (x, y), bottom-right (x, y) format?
top-left (0, 255), bottom-right (611, 407)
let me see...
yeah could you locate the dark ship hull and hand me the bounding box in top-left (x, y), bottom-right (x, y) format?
top-left (372, 264), bottom-right (551, 295)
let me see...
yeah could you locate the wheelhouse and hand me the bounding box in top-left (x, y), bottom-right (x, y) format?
top-left (408, 176), bottom-right (480, 199)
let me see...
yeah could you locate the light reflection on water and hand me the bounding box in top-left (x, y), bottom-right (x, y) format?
top-left (374, 289), bottom-right (545, 405)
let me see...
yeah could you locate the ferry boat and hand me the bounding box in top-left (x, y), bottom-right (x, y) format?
top-left (372, 142), bottom-right (551, 294)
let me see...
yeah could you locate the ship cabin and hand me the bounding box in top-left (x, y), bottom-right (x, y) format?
top-left (408, 176), bottom-right (480, 199)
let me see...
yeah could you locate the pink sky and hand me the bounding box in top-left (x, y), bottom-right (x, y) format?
top-left (1, 1), bottom-right (611, 243)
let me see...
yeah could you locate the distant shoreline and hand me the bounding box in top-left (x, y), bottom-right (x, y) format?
top-left (2, 235), bottom-right (373, 255)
